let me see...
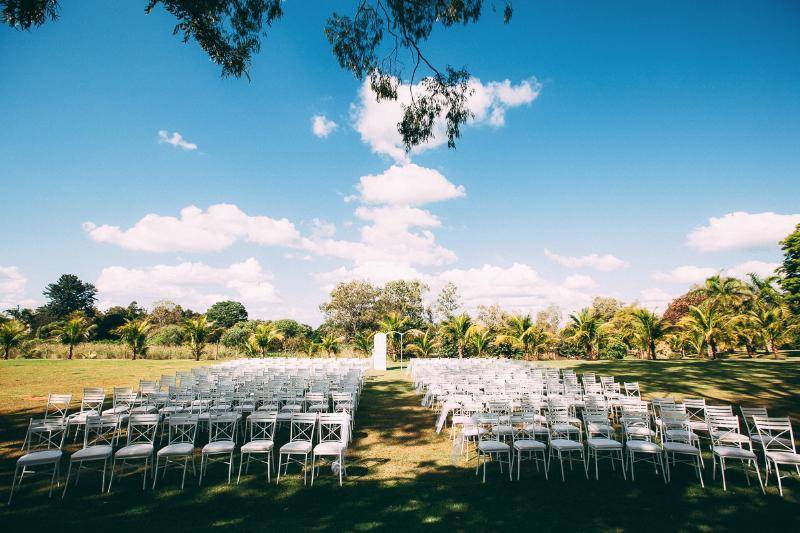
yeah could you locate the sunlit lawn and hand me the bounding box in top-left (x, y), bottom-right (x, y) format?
top-left (1, 358), bottom-right (799, 531)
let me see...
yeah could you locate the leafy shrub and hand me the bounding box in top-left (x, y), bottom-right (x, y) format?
top-left (600, 341), bottom-right (628, 360)
top-left (150, 325), bottom-right (184, 346)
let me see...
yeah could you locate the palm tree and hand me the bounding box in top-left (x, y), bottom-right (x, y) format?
top-left (319, 333), bottom-right (344, 357)
top-left (378, 311), bottom-right (410, 360)
top-left (53, 315), bottom-right (95, 360)
top-left (249, 323), bottom-right (285, 357)
top-left (467, 325), bottom-right (494, 357)
top-left (0, 319), bottom-right (27, 359)
top-left (630, 309), bottom-right (672, 360)
top-left (439, 314), bottom-right (472, 359)
top-left (742, 305), bottom-right (797, 357)
top-left (114, 319), bottom-right (152, 360)
top-left (406, 328), bottom-right (440, 358)
top-left (303, 339), bottom-right (320, 358)
top-left (352, 331), bottom-right (374, 356)
top-left (183, 316), bottom-right (213, 361)
top-left (694, 275), bottom-right (747, 310)
top-left (679, 304), bottom-right (728, 359)
top-left (567, 309), bottom-right (603, 359)
top-left (497, 314), bottom-right (549, 359)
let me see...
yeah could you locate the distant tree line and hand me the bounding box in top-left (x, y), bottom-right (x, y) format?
top-left (1, 224), bottom-right (799, 361)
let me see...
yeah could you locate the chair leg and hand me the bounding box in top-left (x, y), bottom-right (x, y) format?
top-left (276, 454), bottom-right (282, 484)
top-left (62, 461), bottom-right (73, 498)
top-left (49, 461), bottom-right (59, 497)
top-left (152, 457), bottom-right (160, 489)
top-left (237, 453), bottom-right (245, 484)
top-left (227, 452), bottom-right (233, 484)
top-left (339, 452), bottom-right (344, 486)
top-left (311, 454), bottom-right (316, 486)
top-left (303, 455), bottom-right (308, 485)
top-left (720, 457), bottom-right (727, 491)
top-left (107, 458), bottom-right (116, 492)
top-left (182, 457), bottom-right (189, 490)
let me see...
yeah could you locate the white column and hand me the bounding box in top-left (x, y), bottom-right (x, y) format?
top-left (372, 332), bottom-right (387, 371)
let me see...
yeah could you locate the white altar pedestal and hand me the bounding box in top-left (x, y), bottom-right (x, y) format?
top-left (372, 332), bottom-right (387, 371)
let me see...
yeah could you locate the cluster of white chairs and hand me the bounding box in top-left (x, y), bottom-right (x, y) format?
top-left (411, 359), bottom-right (799, 494)
top-left (9, 358), bottom-right (369, 503)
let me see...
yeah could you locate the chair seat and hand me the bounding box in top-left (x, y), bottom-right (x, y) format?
top-left (69, 410), bottom-right (100, 423)
top-left (552, 423), bottom-right (579, 433)
top-left (711, 432), bottom-right (751, 445)
top-left (523, 424), bottom-right (549, 434)
top-left (308, 404), bottom-right (327, 412)
top-left (102, 406), bottom-right (129, 415)
top-left (688, 421), bottom-right (708, 432)
top-left (550, 438), bottom-right (582, 451)
top-left (663, 442), bottom-right (699, 454)
top-left (588, 437), bottom-right (622, 449)
top-left (18, 449), bottom-right (62, 466)
top-left (159, 406), bottom-right (184, 414)
top-left (314, 442), bottom-right (345, 455)
top-left (478, 441), bottom-right (510, 452)
top-left (202, 441), bottom-right (235, 454)
top-left (115, 443), bottom-right (154, 459)
top-left (281, 440), bottom-right (312, 454)
top-left (627, 427), bottom-right (656, 438)
top-left (493, 424), bottom-right (514, 435)
top-left (72, 445), bottom-right (113, 461)
top-left (130, 406), bottom-right (157, 414)
top-left (461, 427), bottom-right (485, 437)
top-left (766, 451), bottom-right (800, 464)
top-left (666, 429), bottom-right (697, 441)
top-left (158, 443), bottom-right (195, 457)
top-left (627, 440), bottom-right (661, 453)
top-left (713, 446), bottom-right (755, 459)
top-left (513, 439), bottom-right (546, 451)
top-left (281, 404), bottom-right (302, 412)
top-left (588, 422), bottom-right (612, 434)
top-left (242, 440), bottom-right (274, 453)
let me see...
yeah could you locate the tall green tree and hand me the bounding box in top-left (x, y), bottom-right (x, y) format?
top-left (741, 305), bottom-right (797, 357)
top-left (679, 304), bottom-right (728, 360)
top-left (439, 314), bottom-right (472, 359)
top-left (248, 323), bottom-right (284, 356)
top-left (53, 315), bottom-right (95, 359)
top-left (630, 308), bottom-right (672, 360)
top-left (778, 223), bottom-right (800, 312)
top-left (182, 316), bottom-right (213, 361)
top-left (433, 282), bottom-right (462, 323)
top-left (319, 333), bottom-right (344, 356)
top-left (407, 328), bottom-right (440, 358)
top-left (2, 0), bottom-right (513, 154)
top-left (0, 319), bottom-right (27, 359)
top-left (378, 280), bottom-right (428, 326)
top-left (40, 274), bottom-right (97, 319)
top-left (205, 300), bottom-right (248, 329)
top-left (498, 314), bottom-right (549, 359)
top-left (467, 324), bottom-right (494, 357)
top-left (115, 319), bottom-right (152, 360)
top-left (320, 280), bottom-right (381, 337)
top-left (566, 309), bottom-right (604, 359)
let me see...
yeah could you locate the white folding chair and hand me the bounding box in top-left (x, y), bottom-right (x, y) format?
top-left (311, 413), bottom-right (349, 486)
top-left (153, 414), bottom-right (198, 489)
top-left (583, 411), bottom-right (625, 480)
top-left (63, 414), bottom-right (119, 497)
top-left (511, 416), bottom-right (547, 481)
top-left (622, 412), bottom-right (664, 482)
top-left (199, 413), bottom-right (239, 485)
top-left (475, 413), bottom-right (512, 482)
top-left (754, 416), bottom-right (800, 496)
top-left (108, 413), bottom-right (159, 492)
top-left (239, 411), bottom-right (278, 483)
top-left (546, 410), bottom-right (587, 482)
top-left (9, 419), bottom-right (68, 504)
top-left (277, 413), bottom-right (316, 485)
top-left (661, 412), bottom-right (703, 487)
top-left (22, 393), bottom-right (72, 451)
top-left (708, 415), bottom-right (763, 492)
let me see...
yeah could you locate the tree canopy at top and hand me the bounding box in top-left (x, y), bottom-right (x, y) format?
top-left (1, 0), bottom-right (513, 154)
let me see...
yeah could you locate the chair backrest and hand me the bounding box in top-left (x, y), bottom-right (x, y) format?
top-left (708, 415), bottom-right (745, 449)
top-left (583, 412), bottom-right (613, 439)
top-left (44, 393), bottom-right (73, 420)
top-left (704, 405), bottom-right (733, 423)
top-left (84, 414), bottom-right (120, 448)
top-left (740, 406), bottom-right (768, 437)
top-left (289, 413), bottom-right (317, 443)
top-left (318, 413), bottom-right (348, 445)
top-left (754, 416), bottom-right (796, 454)
top-left (623, 382), bottom-right (641, 397)
top-left (80, 388), bottom-right (106, 412)
top-left (126, 414), bottom-right (159, 445)
top-left (683, 398), bottom-right (706, 422)
top-left (622, 412), bottom-right (652, 441)
top-left (660, 412), bottom-right (692, 444)
top-left (27, 419), bottom-right (68, 452)
top-left (208, 413), bottom-right (239, 443)
top-left (247, 411), bottom-right (278, 442)
top-left (167, 414), bottom-right (198, 445)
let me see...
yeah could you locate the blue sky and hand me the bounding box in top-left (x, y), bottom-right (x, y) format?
top-left (1, 0), bottom-right (799, 325)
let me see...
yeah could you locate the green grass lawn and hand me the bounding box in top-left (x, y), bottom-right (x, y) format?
top-left (1, 359), bottom-right (799, 532)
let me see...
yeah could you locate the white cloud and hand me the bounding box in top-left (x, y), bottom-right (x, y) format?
top-left (84, 204), bottom-right (300, 253)
top-left (563, 274), bottom-right (598, 290)
top-left (311, 115), bottom-right (338, 138)
top-left (639, 288), bottom-right (674, 313)
top-left (544, 248), bottom-right (630, 272)
top-left (725, 260), bottom-right (779, 280)
top-left (302, 205), bottom-right (456, 268)
top-left (0, 266), bottom-right (36, 310)
top-left (353, 164), bottom-right (465, 206)
top-left (157, 130), bottom-right (198, 151)
top-left (686, 211), bottom-right (800, 252)
top-left (652, 265), bottom-right (718, 284)
top-left (95, 258), bottom-right (280, 315)
top-left (435, 263), bottom-right (593, 315)
top-left (352, 76), bottom-right (541, 162)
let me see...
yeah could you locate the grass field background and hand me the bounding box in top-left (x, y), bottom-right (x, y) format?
top-left (1, 359), bottom-right (799, 531)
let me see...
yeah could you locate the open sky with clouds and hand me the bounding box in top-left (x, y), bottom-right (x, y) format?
top-left (1, 1), bottom-right (799, 325)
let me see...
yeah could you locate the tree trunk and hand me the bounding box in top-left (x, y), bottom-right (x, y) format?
top-left (649, 340), bottom-right (657, 360)
top-left (708, 340), bottom-right (717, 360)
top-left (68, 344), bottom-right (74, 360)
top-left (132, 349), bottom-right (137, 361)
top-left (3, 346), bottom-right (9, 360)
